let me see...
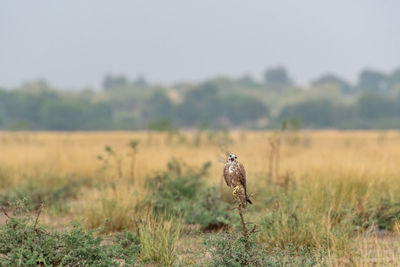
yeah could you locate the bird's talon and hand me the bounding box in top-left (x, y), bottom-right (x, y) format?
top-left (232, 185), bottom-right (240, 196)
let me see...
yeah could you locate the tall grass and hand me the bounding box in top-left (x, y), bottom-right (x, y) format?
top-left (1, 131), bottom-right (400, 264)
top-left (83, 181), bottom-right (141, 233)
top-left (139, 217), bottom-right (182, 266)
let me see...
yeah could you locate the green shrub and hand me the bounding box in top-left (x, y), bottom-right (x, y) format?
top-left (110, 231), bottom-right (141, 265)
top-left (0, 177), bottom-right (91, 213)
top-left (145, 158), bottom-right (231, 230)
top-left (205, 230), bottom-right (261, 267)
top-left (373, 197), bottom-right (400, 230)
top-left (0, 212), bottom-right (140, 266)
top-left (351, 197), bottom-right (400, 231)
top-left (186, 187), bottom-right (231, 231)
top-left (206, 231), bottom-right (331, 267)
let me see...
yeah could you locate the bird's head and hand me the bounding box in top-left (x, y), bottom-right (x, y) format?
top-left (227, 153), bottom-right (238, 163)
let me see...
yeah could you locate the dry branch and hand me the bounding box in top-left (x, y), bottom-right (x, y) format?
top-left (33, 203), bottom-right (44, 243)
top-left (1, 206), bottom-right (10, 219)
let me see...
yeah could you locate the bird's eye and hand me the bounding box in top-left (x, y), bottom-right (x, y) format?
top-left (235, 156), bottom-right (237, 159)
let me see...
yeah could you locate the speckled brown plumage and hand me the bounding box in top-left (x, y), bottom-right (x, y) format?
top-left (223, 154), bottom-right (252, 208)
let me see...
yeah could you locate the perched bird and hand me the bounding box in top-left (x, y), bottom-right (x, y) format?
top-left (223, 153), bottom-right (252, 208)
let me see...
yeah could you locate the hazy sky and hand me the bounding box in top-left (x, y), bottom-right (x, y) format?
top-left (1, 0), bottom-right (399, 89)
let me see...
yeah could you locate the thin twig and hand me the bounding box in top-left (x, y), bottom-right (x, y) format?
top-left (33, 203), bottom-right (44, 243)
top-left (237, 205), bottom-right (249, 252)
top-left (225, 229), bottom-right (231, 250)
top-left (130, 151), bottom-right (136, 183)
top-left (1, 207), bottom-right (10, 219)
top-left (34, 204), bottom-right (43, 231)
top-left (238, 206), bottom-right (248, 238)
top-left (131, 211), bottom-right (141, 239)
top-left (250, 224), bottom-right (257, 234)
top-left (219, 175), bottom-right (224, 200)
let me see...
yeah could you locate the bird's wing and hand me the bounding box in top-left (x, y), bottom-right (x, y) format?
top-left (223, 164), bottom-right (230, 186)
top-left (238, 162), bottom-right (247, 187)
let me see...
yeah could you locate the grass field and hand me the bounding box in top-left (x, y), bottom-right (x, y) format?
top-left (1, 130), bottom-right (400, 266)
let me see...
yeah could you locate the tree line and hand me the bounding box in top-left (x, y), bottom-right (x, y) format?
top-left (1, 66), bottom-right (400, 130)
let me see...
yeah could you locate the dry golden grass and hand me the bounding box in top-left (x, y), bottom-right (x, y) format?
top-left (2, 130), bottom-right (400, 184)
top-left (1, 130), bottom-right (400, 265)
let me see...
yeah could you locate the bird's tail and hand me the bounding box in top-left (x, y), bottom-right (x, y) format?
top-left (244, 187), bottom-right (253, 205)
top-left (246, 195), bottom-right (253, 205)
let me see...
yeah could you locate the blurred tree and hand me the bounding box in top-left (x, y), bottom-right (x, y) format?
top-left (206, 76), bottom-right (232, 89)
top-left (142, 91), bottom-right (173, 122)
top-left (40, 100), bottom-right (85, 130)
top-left (0, 93), bottom-right (4, 126)
top-left (148, 118), bottom-right (175, 131)
top-left (279, 100), bottom-right (334, 128)
top-left (19, 79), bottom-right (50, 92)
top-left (84, 102), bottom-right (113, 129)
top-left (223, 95), bottom-right (269, 125)
top-left (4, 66), bottom-right (400, 130)
top-left (39, 99), bottom-right (113, 130)
top-left (132, 75), bottom-right (148, 87)
top-left (357, 69), bottom-right (388, 93)
top-left (264, 67), bottom-right (291, 87)
top-left (175, 83), bottom-right (223, 126)
top-left (356, 93), bottom-right (396, 119)
top-left (388, 68), bottom-right (400, 89)
top-left (103, 74), bottom-right (128, 90)
top-left (0, 90), bottom-right (58, 129)
top-left (236, 75), bottom-right (257, 87)
top-left (312, 74), bottom-right (352, 94)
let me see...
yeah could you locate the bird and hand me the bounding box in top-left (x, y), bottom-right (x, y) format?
top-left (223, 153), bottom-right (252, 208)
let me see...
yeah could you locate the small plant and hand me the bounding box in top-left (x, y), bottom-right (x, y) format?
top-left (105, 145), bottom-right (123, 179)
top-left (148, 118), bottom-right (175, 132)
top-left (96, 154), bottom-right (110, 173)
top-left (193, 122), bottom-right (208, 147)
top-left (96, 145), bottom-right (123, 178)
top-left (206, 129), bottom-right (234, 149)
top-left (268, 121), bottom-right (287, 183)
top-left (147, 118), bottom-right (185, 145)
top-left (128, 139), bottom-right (139, 183)
top-left (284, 118), bottom-right (303, 145)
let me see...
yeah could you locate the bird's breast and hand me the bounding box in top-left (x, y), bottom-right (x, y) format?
top-left (228, 165), bottom-right (234, 174)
